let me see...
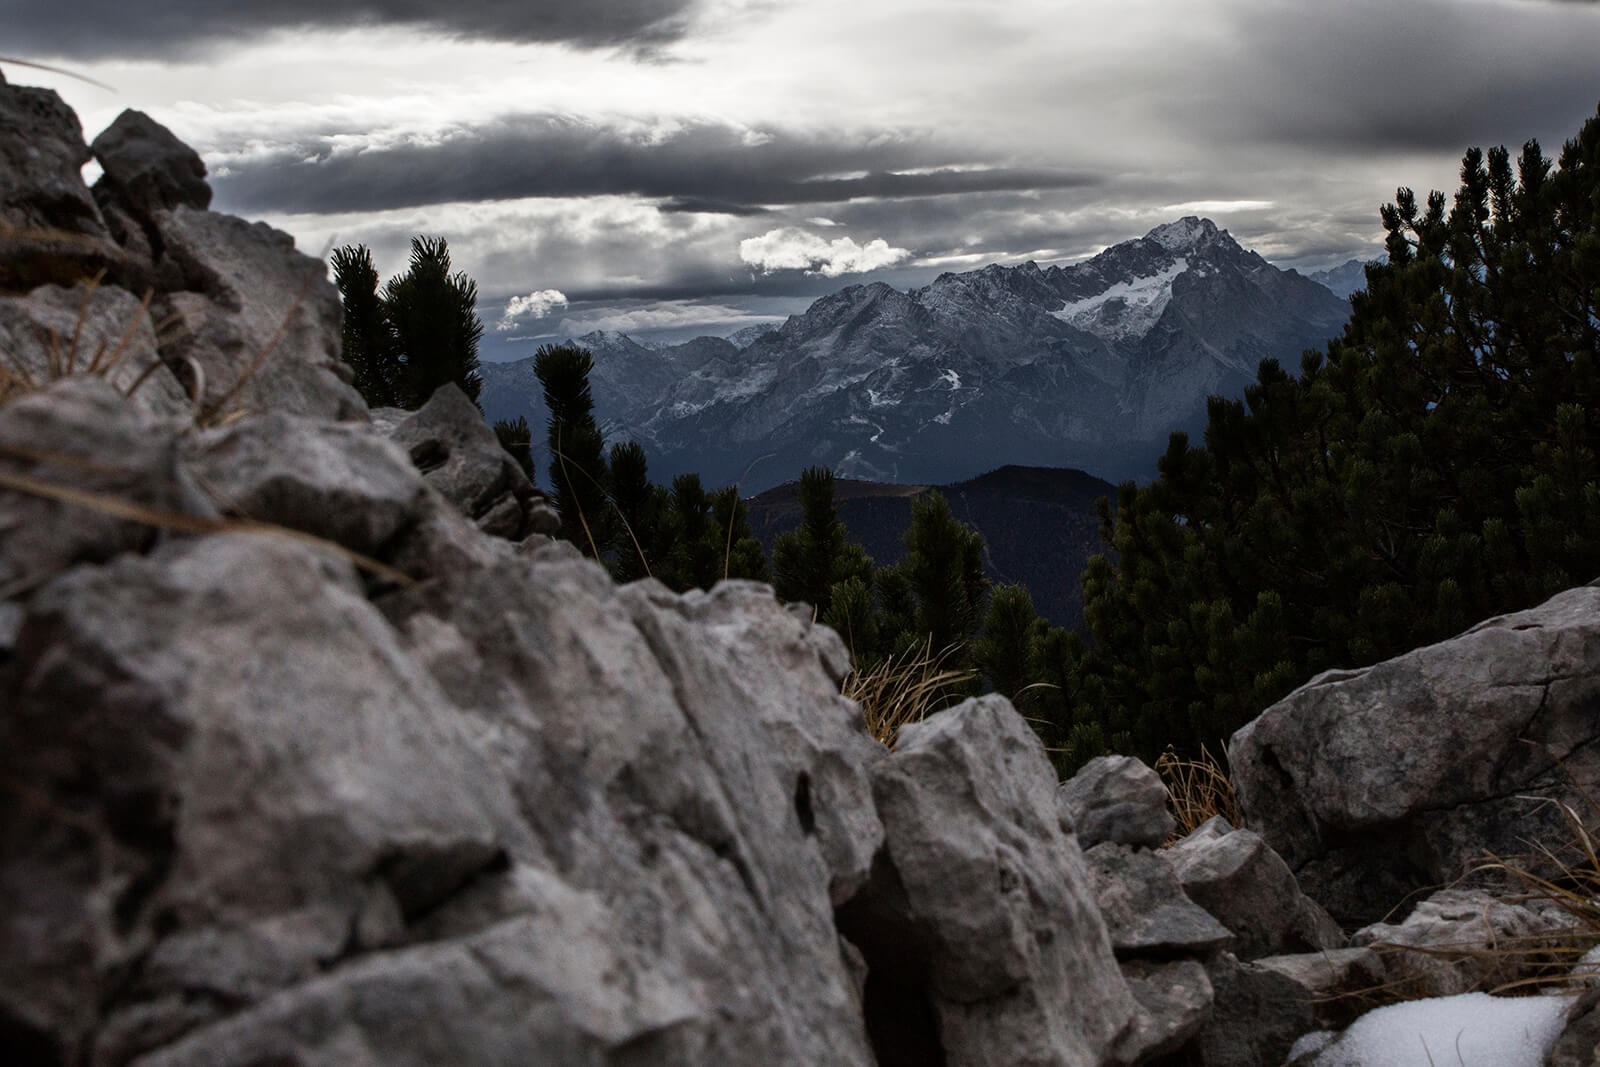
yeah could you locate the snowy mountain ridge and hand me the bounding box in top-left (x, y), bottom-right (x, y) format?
top-left (480, 218), bottom-right (1355, 492)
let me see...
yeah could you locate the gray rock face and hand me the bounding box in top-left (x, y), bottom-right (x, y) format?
top-left (383, 384), bottom-right (558, 541)
top-left (1119, 958), bottom-right (1214, 1062)
top-left (152, 207), bottom-right (365, 421)
top-left (1, 76), bottom-right (365, 427)
top-left (840, 695), bottom-right (1138, 1066)
top-left (90, 109), bottom-right (212, 218)
top-left (1085, 841), bottom-right (1233, 958)
top-left (0, 283), bottom-right (190, 419)
top-left (1350, 888), bottom-right (1579, 998)
top-left (185, 413), bottom-right (430, 556)
top-left (1230, 585), bottom-right (1600, 925)
top-left (0, 77), bottom-right (102, 236)
top-left (1058, 754), bottom-right (1176, 849)
top-left (1189, 953), bottom-right (1327, 1067)
top-left (1165, 815), bottom-right (1344, 960)
top-left (0, 377), bottom-right (208, 599)
top-left (0, 529), bottom-right (892, 1065)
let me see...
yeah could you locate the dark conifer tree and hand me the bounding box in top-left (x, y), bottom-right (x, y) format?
top-left (974, 584), bottom-right (1045, 708)
top-left (822, 576), bottom-right (880, 661)
top-left (772, 466), bottom-right (873, 616)
top-left (534, 343), bottom-right (611, 556)
top-left (663, 473), bottom-right (719, 590)
top-left (330, 244), bottom-right (400, 407)
top-left (493, 416), bottom-right (536, 482)
top-left (383, 236), bottom-right (484, 408)
top-left (608, 441), bottom-right (663, 583)
top-left (709, 486), bottom-right (771, 585)
top-left (331, 237), bottom-right (484, 410)
top-left (895, 491), bottom-right (989, 657)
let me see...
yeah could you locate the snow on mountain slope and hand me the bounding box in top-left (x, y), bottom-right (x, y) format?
top-left (1051, 258), bottom-right (1188, 341)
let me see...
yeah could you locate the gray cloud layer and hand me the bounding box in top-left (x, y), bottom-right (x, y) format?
top-left (1184, 0), bottom-right (1600, 155)
top-left (10, 0), bottom-right (696, 59)
top-left (209, 115), bottom-right (1098, 216)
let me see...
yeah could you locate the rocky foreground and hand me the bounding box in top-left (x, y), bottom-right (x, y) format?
top-left (3, 75), bottom-right (1599, 1066)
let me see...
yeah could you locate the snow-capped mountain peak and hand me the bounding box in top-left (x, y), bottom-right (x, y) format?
top-left (1147, 216), bottom-right (1221, 252)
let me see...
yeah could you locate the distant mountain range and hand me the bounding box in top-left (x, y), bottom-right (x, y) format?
top-left (481, 217), bottom-right (1355, 494)
top-left (1309, 258), bottom-right (1372, 300)
top-left (745, 465), bottom-right (1116, 630)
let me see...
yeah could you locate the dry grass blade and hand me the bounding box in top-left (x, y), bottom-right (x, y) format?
top-left (549, 432), bottom-right (602, 560)
top-left (723, 452), bottom-right (772, 582)
top-left (842, 638), bottom-right (974, 749)
top-left (0, 56), bottom-right (116, 91)
top-left (90, 287), bottom-right (156, 376)
top-left (0, 467), bottom-right (414, 589)
top-left (1154, 743), bottom-right (1242, 839)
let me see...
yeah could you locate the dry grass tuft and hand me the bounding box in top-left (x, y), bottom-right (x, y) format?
top-left (1154, 743), bottom-right (1242, 839)
top-left (1462, 792), bottom-right (1600, 995)
top-left (842, 638), bottom-right (974, 750)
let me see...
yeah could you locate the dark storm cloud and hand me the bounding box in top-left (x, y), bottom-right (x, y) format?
top-left (207, 114), bottom-right (1098, 216)
top-left (658, 198), bottom-right (773, 216)
top-left (11, 0), bottom-right (696, 60)
top-left (1191, 0), bottom-right (1600, 156)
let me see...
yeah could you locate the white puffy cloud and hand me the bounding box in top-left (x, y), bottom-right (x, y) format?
top-left (498, 288), bottom-right (569, 330)
top-left (556, 300), bottom-right (782, 336)
top-left (739, 227), bottom-right (912, 278)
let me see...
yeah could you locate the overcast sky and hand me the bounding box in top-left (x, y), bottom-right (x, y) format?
top-left (12, 0), bottom-right (1600, 356)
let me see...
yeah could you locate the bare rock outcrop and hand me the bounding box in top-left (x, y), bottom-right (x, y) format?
top-left (0, 76), bottom-right (1155, 1059)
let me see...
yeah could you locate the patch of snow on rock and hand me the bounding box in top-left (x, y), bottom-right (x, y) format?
top-left (1301, 991), bottom-right (1572, 1067)
top-left (939, 368), bottom-right (961, 390)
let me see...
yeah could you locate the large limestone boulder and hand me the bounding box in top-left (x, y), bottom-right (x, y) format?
top-left (1231, 584), bottom-right (1600, 925)
top-left (1, 526), bottom-right (890, 1065)
top-left (839, 695), bottom-right (1140, 1065)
